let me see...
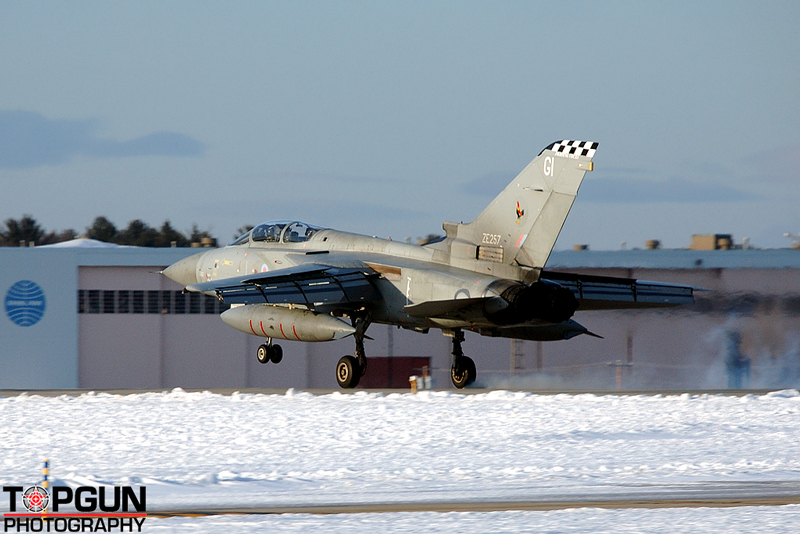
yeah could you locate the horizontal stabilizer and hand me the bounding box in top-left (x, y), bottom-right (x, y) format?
top-left (496, 319), bottom-right (595, 341)
top-left (540, 271), bottom-right (697, 310)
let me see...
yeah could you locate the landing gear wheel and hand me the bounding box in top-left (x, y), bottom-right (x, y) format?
top-left (336, 355), bottom-right (361, 389)
top-left (270, 345), bottom-right (283, 364)
top-left (451, 356), bottom-right (476, 389)
top-left (256, 344), bottom-right (270, 364)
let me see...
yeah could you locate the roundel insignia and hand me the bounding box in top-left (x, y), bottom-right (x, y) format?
top-left (5, 280), bottom-right (46, 327)
top-left (261, 264), bottom-right (269, 273)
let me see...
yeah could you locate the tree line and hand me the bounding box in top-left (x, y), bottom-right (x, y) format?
top-left (0, 215), bottom-right (216, 247)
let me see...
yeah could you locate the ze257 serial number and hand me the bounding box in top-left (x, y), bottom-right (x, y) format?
top-left (482, 233), bottom-right (501, 245)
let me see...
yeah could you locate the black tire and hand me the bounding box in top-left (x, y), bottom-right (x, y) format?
top-left (270, 345), bottom-right (283, 364)
top-left (336, 355), bottom-right (361, 388)
top-left (451, 356), bottom-right (476, 389)
top-left (256, 344), bottom-right (270, 364)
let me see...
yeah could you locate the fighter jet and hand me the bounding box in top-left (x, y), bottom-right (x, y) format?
top-left (163, 140), bottom-right (695, 389)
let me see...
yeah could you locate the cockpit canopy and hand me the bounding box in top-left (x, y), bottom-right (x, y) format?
top-left (230, 220), bottom-right (323, 246)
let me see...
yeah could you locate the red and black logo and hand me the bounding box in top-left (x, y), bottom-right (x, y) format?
top-left (21, 487), bottom-right (49, 514)
top-left (3, 485), bottom-right (146, 532)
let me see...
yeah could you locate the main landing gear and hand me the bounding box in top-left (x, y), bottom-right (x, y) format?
top-left (336, 315), bottom-right (370, 389)
top-left (256, 339), bottom-right (283, 364)
top-left (257, 318), bottom-right (478, 390)
top-left (449, 329), bottom-right (476, 389)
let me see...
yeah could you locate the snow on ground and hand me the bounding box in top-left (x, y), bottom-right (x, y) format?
top-left (1, 389), bottom-right (800, 531)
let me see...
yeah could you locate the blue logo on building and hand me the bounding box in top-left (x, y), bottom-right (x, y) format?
top-left (5, 280), bottom-right (46, 327)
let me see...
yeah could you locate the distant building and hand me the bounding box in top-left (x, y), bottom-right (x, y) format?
top-left (689, 234), bottom-right (734, 250)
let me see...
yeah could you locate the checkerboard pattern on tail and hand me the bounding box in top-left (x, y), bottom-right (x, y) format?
top-left (545, 140), bottom-right (598, 158)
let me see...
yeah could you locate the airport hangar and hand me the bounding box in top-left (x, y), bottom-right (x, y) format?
top-left (2, 239), bottom-right (800, 390)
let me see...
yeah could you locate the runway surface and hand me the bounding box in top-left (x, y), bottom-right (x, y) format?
top-left (142, 480), bottom-right (800, 516)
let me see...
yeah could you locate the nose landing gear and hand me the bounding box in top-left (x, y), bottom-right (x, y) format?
top-left (336, 355), bottom-right (361, 388)
top-left (256, 340), bottom-right (283, 364)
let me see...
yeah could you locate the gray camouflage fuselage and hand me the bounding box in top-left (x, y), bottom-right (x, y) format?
top-left (165, 228), bottom-right (540, 332)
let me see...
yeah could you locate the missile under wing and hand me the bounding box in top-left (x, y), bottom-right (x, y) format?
top-left (163, 140), bottom-right (698, 389)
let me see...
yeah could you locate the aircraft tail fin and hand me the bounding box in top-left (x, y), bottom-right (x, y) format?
top-left (446, 140), bottom-right (597, 269)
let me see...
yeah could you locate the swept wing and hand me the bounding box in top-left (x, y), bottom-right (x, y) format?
top-left (186, 263), bottom-right (379, 309)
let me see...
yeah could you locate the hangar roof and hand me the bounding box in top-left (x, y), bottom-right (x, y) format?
top-left (0, 246), bottom-right (200, 267)
top-left (547, 248), bottom-right (800, 270)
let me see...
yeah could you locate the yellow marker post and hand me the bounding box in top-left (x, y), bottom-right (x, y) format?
top-left (42, 459), bottom-right (49, 514)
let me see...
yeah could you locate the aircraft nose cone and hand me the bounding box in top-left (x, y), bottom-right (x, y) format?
top-left (163, 252), bottom-right (204, 286)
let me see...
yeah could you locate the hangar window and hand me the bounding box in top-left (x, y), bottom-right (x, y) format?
top-left (77, 291), bottom-right (229, 315)
top-left (189, 293), bottom-right (202, 314)
top-left (102, 291), bottom-right (115, 314)
top-left (147, 291), bottom-right (161, 314)
top-left (174, 292), bottom-right (186, 314)
top-left (132, 291), bottom-right (145, 314)
top-left (88, 290), bottom-right (100, 314)
top-left (118, 291), bottom-right (130, 313)
top-left (161, 291), bottom-right (172, 314)
top-left (204, 294), bottom-right (216, 313)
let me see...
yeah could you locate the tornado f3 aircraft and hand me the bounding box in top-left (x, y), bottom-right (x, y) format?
top-left (163, 140), bottom-right (695, 389)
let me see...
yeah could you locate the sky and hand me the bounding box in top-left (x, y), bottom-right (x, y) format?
top-left (0, 1), bottom-right (798, 249)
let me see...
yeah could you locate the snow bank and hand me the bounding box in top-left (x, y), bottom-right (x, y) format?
top-left (1, 389), bottom-right (798, 522)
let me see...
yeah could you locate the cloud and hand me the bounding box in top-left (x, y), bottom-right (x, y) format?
top-left (578, 177), bottom-right (757, 203)
top-left (0, 110), bottom-right (205, 169)
top-left (197, 197), bottom-right (428, 225)
top-left (741, 144), bottom-right (800, 183)
top-left (461, 170), bottom-right (755, 203)
top-left (90, 131), bottom-right (205, 158)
